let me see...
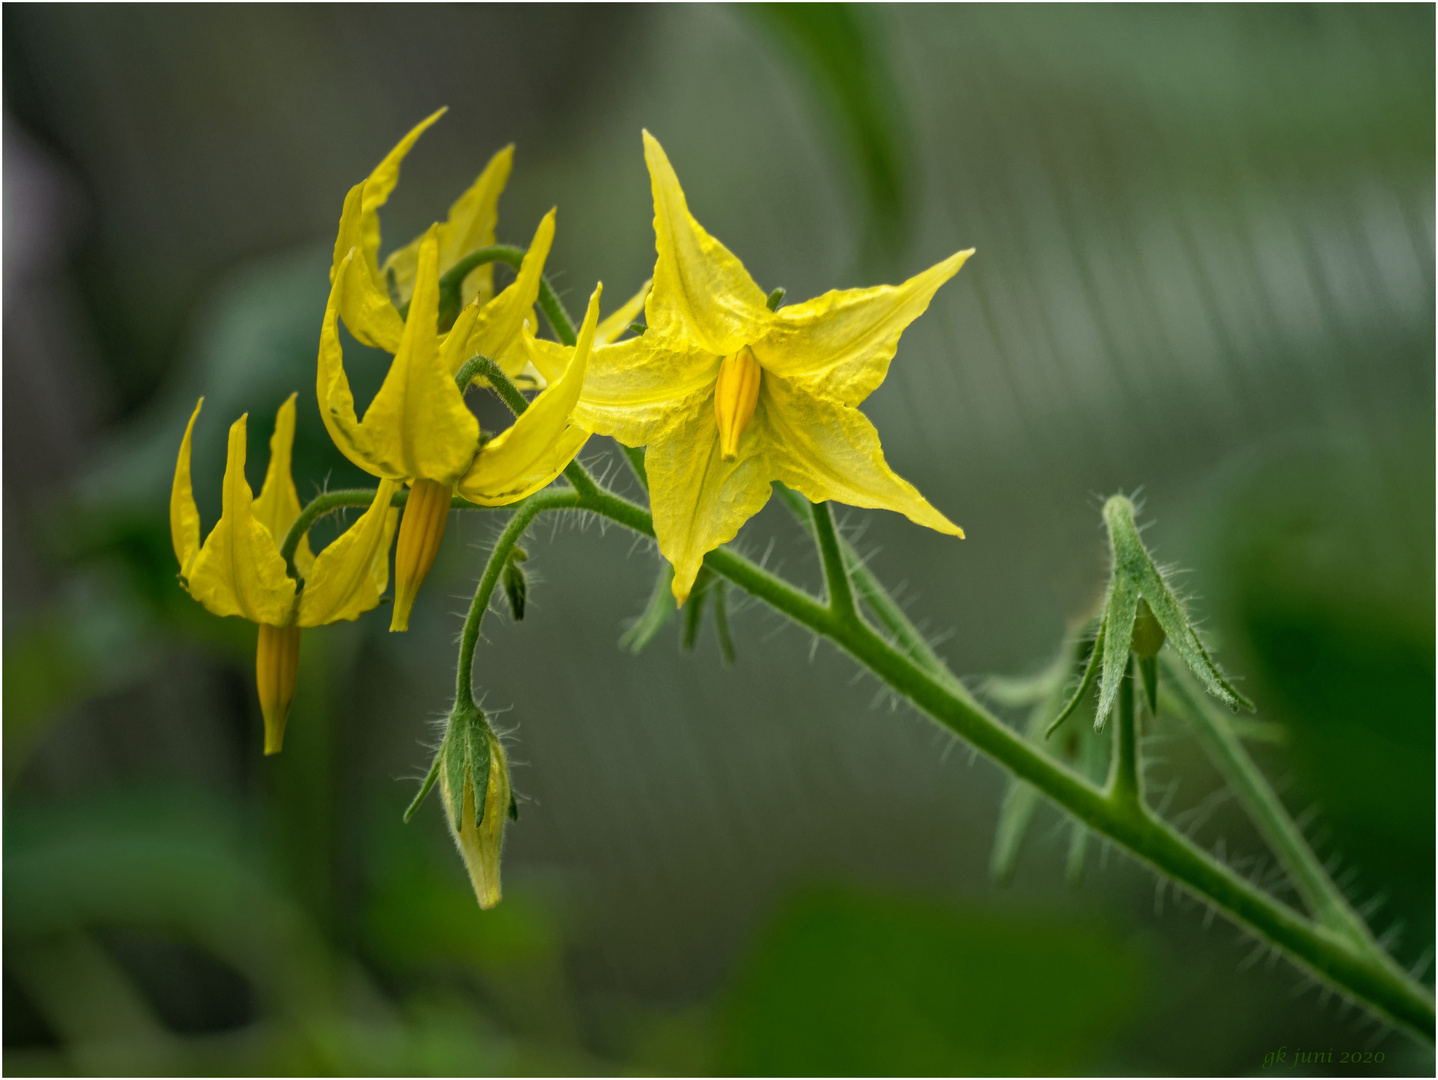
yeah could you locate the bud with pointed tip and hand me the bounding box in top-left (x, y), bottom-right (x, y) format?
top-left (435, 703), bottom-right (513, 910)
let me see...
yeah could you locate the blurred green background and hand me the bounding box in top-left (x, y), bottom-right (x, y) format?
top-left (4, 4), bottom-right (1433, 1075)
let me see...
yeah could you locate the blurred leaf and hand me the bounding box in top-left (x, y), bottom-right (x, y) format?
top-left (747, 3), bottom-right (910, 260)
top-left (1207, 433), bottom-right (1434, 948)
top-left (720, 885), bottom-right (1143, 1075)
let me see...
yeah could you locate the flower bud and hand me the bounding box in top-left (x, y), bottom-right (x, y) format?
top-left (502, 546), bottom-right (529, 621)
top-left (256, 623), bottom-right (301, 754)
top-left (1130, 598), bottom-right (1166, 659)
top-left (437, 704), bottom-right (513, 909)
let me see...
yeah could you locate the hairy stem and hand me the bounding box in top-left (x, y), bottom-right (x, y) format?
top-left (770, 482), bottom-right (973, 702)
top-left (433, 244), bottom-right (577, 345)
top-left (440, 468), bottom-right (1431, 1038)
top-left (1109, 659), bottom-right (1140, 807)
top-left (555, 483), bottom-right (1432, 1038)
top-left (280, 488), bottom-right (486, 577)
top-left (454, 489), bottom-right (580, 706)
top-left (1161, 659), bottom-right (1382, 955)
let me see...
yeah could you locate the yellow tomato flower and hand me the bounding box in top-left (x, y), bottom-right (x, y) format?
top-left (171, 394), bottom-right (400, 753)
top-left (329, 107), bottom-right (549, 382)
top-left (320, 228), bottom-right (603, 630)
top-left (525, 131), bottom-right (971, 605)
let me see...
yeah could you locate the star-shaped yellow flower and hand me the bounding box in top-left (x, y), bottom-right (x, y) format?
top-left (320, 229), bottom-right (602, 629)
top-left (171, 394), bottom-right (399, 753)
top-left (525, 132), bottom-right (971, 605)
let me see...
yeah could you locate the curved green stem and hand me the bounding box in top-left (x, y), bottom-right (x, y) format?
top-left (454, 489), bottom-right (580, 705)
top-left (430, 244), bottom-right (577, 345)
top-left (553, 483), bottom-right (1432, 1039)
top-left (279, 487), bottom-right (488, 577)
top-left (440, 470), bottom-right (1432, 1039)
top-left (1161, 659), bottom-right (1381, 954)
top-left (771, 482), bottom-right (973, 703)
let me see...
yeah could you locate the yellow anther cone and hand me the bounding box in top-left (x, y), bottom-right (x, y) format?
top-left (714, 346), bottom-right (761, 460)
top-left (391, 478), bottom-right (452, 632)
top-left (257, 623), bottom-right (302, 754)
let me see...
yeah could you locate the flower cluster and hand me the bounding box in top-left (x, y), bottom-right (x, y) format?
top-left (171, 111), bottom-right (971, 907)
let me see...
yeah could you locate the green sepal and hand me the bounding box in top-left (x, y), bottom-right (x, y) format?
top-left (766, 287), bottom-right (786, 311)
top-left (620, 561), bottom-right (677, 653)
top-left (713, 581), bottom-right (736, 666)
top-left (464, 715), bottom-right (492, 831)
top-left (441, 717), bottom-right (467, 829)
top-left (403, 749), bottom-right (443, 823)
top-left (680, 569), bottom-right (713, 652)
top-left (626, 321), bottom-right (648, 336)
top-left (438, 703), bottom-right (492, 832)
top-left (990, 776), bottom-right (1041, 886)
top-left (990, 632), bottom-right (1084, 884)
top-left (508, 793), bottom-right (519, 821)
top-left (1095, 575), bottom-right (1140, 731)
top-left (1046, 618), bottom-right (1106, 738)
top-left (1103, 496), bottom-right (1253, 712)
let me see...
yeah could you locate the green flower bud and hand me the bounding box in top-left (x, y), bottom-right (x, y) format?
top-left (436, 703), bottom-right (512, 910)
top-left (503, 545), bottom-right (529, 621)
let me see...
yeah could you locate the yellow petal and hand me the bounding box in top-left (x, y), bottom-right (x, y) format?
top-left (457, 284), bottom-right (602, 504)
top-left (382, 144), bottom-right (513, 309)
top-left (360, 228), bottom-right (481, 484)
top-left (458, 209), bottom-right (556, 375)
top-left (642, 131), bottom-right (770, 356)
top-left (760, 249), bottom-right (973, 406)
top-left (252, 393), bottom-right (314, 578)
top-left (360, 108), bottom-right (447, 272)
top-left (318, 251), bottom-right (391, 477)
top-left (644, 389), bottom-right (775, 606)
top-left (523, 322), bottom-right (718, 448)
top-left (594, 279), bottom-right (652, 346)
top-left (333, 186), bottom-right (405, 352)
top-left (171, 398), bottom-right (204, 579)
top-left (765, 376), bottom-right (963, 539)
top-left (297, 479), bottom-right (400, 626)
top-left (186, 414), bottom-right (298, 624)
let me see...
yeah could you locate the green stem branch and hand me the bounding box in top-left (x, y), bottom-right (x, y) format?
top-left (810, 500), bottom-right (857, 621)
top-left (280, 488), bottom-right (486, 577)
top-left (438, 470), bottom-right (1432, 1038)
top-left (433, 244), bottom-right (577, 345)
top-left (555, 483), bottom-right (1432, 1039)
top-left (454, 489), bottom-right (580, 705)
top-left (1161, 659), bottom-right (1381, 954)
top-left (1110, 660), bottom-right (1140, 807)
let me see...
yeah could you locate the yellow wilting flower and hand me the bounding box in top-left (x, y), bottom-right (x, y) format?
top-left (330, 107), bottom-right (552, 382)
top-left (320, 229), bottom-right (603, 631)
top-left (525, 131), bottom-right (972, 605)
top-left (171, 394), bottom-right (399, 753)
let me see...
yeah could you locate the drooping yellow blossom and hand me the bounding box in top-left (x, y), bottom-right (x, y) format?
top-left (171, 394), bottom-right (399, 752)
top-left (524, 131), bottom-right (971, 604)
top-left (329, 108), bottom-right (549, 382)
top-left (320, 228), bottom-right (603, 630)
